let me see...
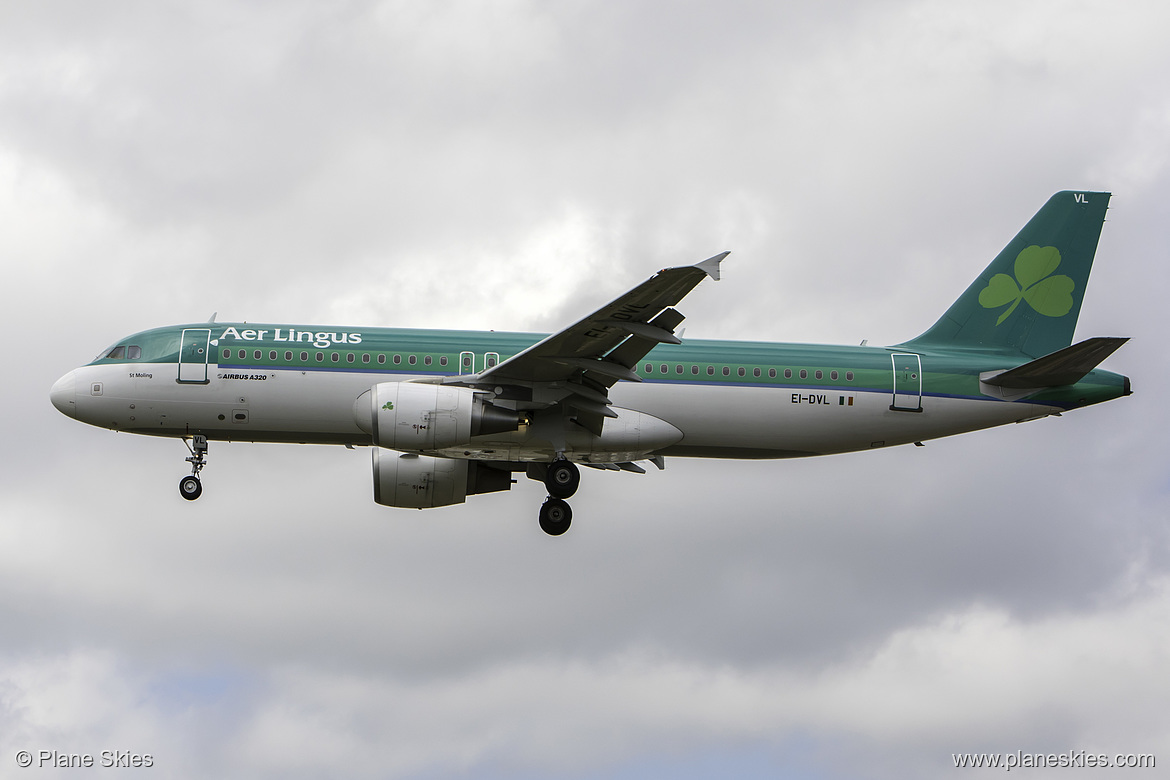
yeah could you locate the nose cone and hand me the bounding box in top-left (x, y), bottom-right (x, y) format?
top-left (50, 370), bottom-right (78, 418)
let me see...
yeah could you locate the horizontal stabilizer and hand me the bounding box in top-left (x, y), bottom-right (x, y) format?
top-left (982, 337), bottom-right (1129, 389)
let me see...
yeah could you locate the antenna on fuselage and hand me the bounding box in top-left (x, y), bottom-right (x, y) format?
top-left (207, 312), bottom-right (218, 323)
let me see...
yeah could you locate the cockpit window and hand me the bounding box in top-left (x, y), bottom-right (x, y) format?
top-left (89, 332), bottom-right (166, 365)
top-left (94, 344), bottom-right (143, 361)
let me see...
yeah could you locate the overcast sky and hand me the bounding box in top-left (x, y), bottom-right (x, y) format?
top-left (3, 1), bottom-right (1169, 778)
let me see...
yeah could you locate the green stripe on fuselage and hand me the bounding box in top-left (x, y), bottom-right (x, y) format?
top-left (87, 322), bottom-right (1128, 411)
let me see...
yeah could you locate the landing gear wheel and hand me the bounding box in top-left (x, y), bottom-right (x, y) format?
top-left (179, 475), bottom-right (203, 501)
top-left (545, 460), bottom-right (580, 499)
top-left (539, 497), bottom-right (572, 536)
top-left (180, 434), bottom-right (208, 501)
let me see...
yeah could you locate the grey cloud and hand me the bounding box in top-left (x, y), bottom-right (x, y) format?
top-left (3, 1), bottom-right (1169, 778)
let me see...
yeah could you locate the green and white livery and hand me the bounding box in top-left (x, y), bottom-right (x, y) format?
top-left (50, 191), bottom-right (1130, 535)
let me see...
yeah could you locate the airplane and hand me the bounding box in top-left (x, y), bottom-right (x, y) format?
top-left (49, 191), bottom-right (1130, 535)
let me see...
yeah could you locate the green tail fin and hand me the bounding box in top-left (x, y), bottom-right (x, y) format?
top-left (904, 190), bottom-right (1110, 358)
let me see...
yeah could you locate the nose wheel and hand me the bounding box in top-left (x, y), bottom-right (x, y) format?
top-left (179, 434), bottom-right (208, 501)
top-left (179, 474), bottom-right (202, 500)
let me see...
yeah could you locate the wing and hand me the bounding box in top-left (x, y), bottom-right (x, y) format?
top-left (447, 252), bottom-right (727, 435)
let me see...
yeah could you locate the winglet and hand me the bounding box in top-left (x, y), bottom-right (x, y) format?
top-left (694, 251), bottom-right (729, 281)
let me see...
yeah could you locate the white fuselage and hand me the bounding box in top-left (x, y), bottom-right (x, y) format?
top-left (51, 358), bottom-right (1051, 464)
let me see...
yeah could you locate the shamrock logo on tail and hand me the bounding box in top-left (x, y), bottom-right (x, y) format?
top-left (978, 245), bottom-right (1075, 325)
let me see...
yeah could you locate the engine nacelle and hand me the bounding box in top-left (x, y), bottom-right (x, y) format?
top-left (372, 450), bottom-right (512, 508)
top-left (354, 382), bottom-right (520, 450)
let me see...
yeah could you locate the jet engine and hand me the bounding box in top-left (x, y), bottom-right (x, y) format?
top-left (372, 450), bottom-right (512, 508)
top-left (353, 382), bottom-right (520, 450)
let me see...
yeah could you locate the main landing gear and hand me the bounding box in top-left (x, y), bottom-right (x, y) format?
top-left (538, 460), bottom-right (580, 536)
top-left (179, 434), bottom-right (208, 501)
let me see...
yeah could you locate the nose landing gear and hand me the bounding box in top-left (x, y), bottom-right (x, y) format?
top-left (179, 434), bottom-right (208, 501)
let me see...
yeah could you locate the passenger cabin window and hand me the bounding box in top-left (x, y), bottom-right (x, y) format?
top-left (269, 350), bottom-right (277, 360)
top-left (331, 352), bottom-right (339, 362)
top-left (691, 365), bottom-right (699, 375)
top-left (408, 355), bottom-right (417, 365)
top-left (799, 369), bottom-right (807, 379)
top-left (815, 370), bottom-right (823, 380)
top-left (660, 364), bottom-right (667, 373)
top-left (830, 370), bottom-right (838, 380)
top-left (723, 366), bottom-right (730, 376)
top-left (254, 350), bottom-right (262, 360)
top-left (238, 349), bottom-right (246, 359)
top-left (285, 351), bottom-right (293, 360)
top-left (440, 356), bottom-right (448, 367)
top-left (378, 354), bottom-right (386, 364)
top-left (707, 366), bottom-right (714, 376)
top-left (645, 363), bottom-right (652, 373)
top-left (846, 371), bottom-right (854, 381)
top-left (753, 367), bottom-right (761, 378)
top-left (676, 365), bottom-right (683, 374)
top-left (784, 369), bottom-right (792, 379)
top-left (768, 368), bottom-right (776, 378)
top-left (424, 355), bottom-right (432, 366)
top-left (301, 351), bottom-right (308, 361)
top-left (362, 354), bottom-right (370, 363)
top-left (222, 349), bottom-right (231, 360)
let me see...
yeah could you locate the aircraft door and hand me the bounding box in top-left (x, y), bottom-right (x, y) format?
top-left (178, 328), bottom-right (211, 383)
top-left (890, 353), bottom-right (922, 412)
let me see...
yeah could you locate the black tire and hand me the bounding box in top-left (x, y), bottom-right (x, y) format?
top-left (538, 497), bottom-right (572, 536)
top-left (179, 476), bottom-right (203, 501)
top-left (544, 460), bottom-right (580, 499)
